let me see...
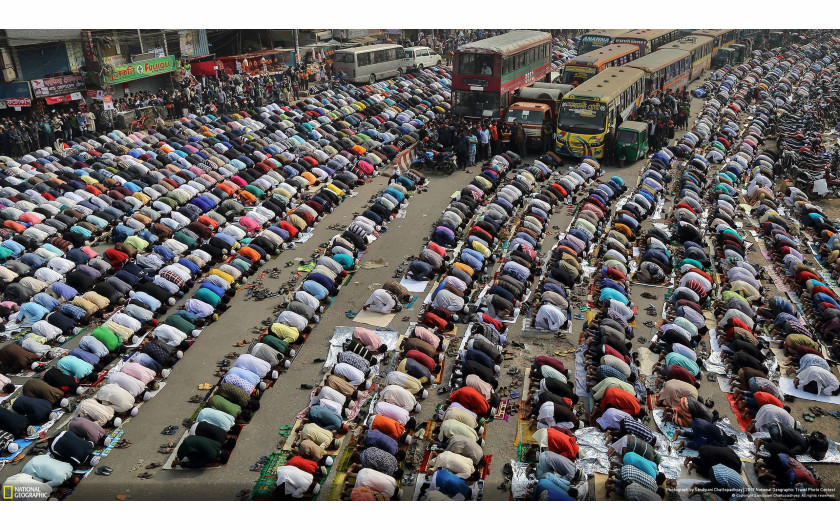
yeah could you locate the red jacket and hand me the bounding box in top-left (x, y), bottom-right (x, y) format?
top-left (601, 387), bottom-right (641, 416)
top-left (449, 386), bottom-right (490, 416)
top-left (546, 428), bottom-right (579, 460)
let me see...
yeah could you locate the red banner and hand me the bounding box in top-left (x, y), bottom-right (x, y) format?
top-left (44, 92), bottom-right (82, 105)
top-left (5, 97), bottom-right (31, 107)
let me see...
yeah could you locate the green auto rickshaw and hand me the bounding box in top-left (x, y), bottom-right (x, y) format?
top-left (616, 121), bottom-right (649, 167)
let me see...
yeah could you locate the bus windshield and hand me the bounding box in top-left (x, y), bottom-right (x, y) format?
top-left (453, 90), bottom-right (500, 117)
top-left (579, 37), bottom-right (610, 55)
top-left (459, 53), bottom-right (495, 75)
top-left (559, 104), bottom-right (606, 133)
top-left (505, 108), bottom-right (544, 124)
top-left (562, 66), bottom-right (598, 85)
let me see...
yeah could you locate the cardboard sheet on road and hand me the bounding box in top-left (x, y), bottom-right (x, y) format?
top-left (352, 310), bottom-right (397, 327)
top-left (399, 277), bottom-right (430, 293)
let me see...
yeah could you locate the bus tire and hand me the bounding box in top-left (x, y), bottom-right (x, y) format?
top-left (397, 68), bottom-right (403, 76)
top-left (437, 60), bottom-right (442, 66)
top-left (418, 64), bottom-right (424, 70)
top-left (369, 74), bottom-right (377, 84)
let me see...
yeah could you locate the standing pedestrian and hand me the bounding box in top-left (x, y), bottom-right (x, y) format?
top-left (501, 121), bottom-right (511, 154)
top-left (478, 122), bottom-right (490, 161)
top-left (490, 120), bottom-right (499, 157)
top-left (467, 128), bottom-right (478, 167)
top-left (513, 120), bottom-right (526, 157)
top-left (455, 128), bottom-right (468, 171)
top-left (603, 126), bottom-right (616, 167)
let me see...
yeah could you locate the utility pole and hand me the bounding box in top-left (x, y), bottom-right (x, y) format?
top-left (137, 29), bottom-right (144, 54)
top-left (294, 29), bottom-right (300, 68)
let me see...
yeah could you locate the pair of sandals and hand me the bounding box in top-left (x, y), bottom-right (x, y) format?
top-left (235, 489), bottom-right (251, 501)
top-left (114, 439), bottom-right (132, 449)
top-left (250, 455), bottom-right (269, 471)
top-left (161, 425), bottom-right (179, 435)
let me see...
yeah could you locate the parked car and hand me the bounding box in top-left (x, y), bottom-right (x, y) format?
top-left (404, 46), bottom-right (443, 71)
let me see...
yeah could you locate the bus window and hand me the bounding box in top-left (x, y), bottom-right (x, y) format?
top-left (503, 56), bottom-right (511, 74)
top-left (460, 53), bottom-right (477, 74)
top-left (358, 52), bottom-right (372, 66)
top-left (395, 47), bottom-right (405, 59)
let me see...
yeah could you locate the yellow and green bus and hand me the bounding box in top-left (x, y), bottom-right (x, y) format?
top-left (661, 35), bottom-right (714, 81)
top-left (626, 48), bottom-right (691, 95)
top-left (561, 43), bottom-right (641, 86)
top-left (555, 67), bottom-right (645, 158)
top-left (613, 29), bottom-right (680, 55)
top-left (693, 29), bottom-right (737, 54)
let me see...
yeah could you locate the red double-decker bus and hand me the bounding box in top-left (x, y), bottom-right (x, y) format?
top-left (451, 30), bottom-right (553, 119)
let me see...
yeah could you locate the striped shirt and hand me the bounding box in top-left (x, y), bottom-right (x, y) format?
top-left (619, 464), bottom-right (658, 492)
top-left (620, 419), bottom-right (656, 445)
top-left (711, 464), bottom-right (746, 499)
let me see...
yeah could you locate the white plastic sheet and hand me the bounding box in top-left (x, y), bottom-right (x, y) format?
top-left (326, 326), bottom-right (400, 368)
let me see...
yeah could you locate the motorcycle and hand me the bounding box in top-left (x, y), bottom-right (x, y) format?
top-left (411, 141), bottom-right (456, 175)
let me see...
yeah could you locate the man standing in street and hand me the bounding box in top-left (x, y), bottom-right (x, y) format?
top-left (478, 122), bottom-right (490, 161)
top-left (216, 85), bottom-right (228, 115)
top-left (455, 128), bottom-right (468, 171)
top-left (490, 120), bottom-right (499, 157)
top-left (604, 126), bottom-right (616, 167)
top-left (512, 120), bottom-right (526, 158)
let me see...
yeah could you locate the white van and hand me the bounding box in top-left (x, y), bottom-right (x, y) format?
top-left (404, 46), bottom-right (442, 71)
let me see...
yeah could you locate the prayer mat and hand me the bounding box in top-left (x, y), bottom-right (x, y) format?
top-left (493, 399), bottom-right (511, 422)
top-left (724, 392), bottom-right (752, 432)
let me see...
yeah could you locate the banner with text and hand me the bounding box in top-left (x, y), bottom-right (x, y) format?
top-left (31, 75), bottom-right (85, 97)
top-left (5, 97), bottom-right (31, 108)
top-left (105, 55), bottom-right (179, 84)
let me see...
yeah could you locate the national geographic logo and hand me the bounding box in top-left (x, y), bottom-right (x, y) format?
top-left (2, 485), bottom-right (50, 501)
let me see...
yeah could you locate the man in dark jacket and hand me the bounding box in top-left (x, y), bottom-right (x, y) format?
top-left (438, 122), bottom-right (453, 150)
top-left (603, 127), bottom-right (616, 167)
top-left (454, 128), bottom-right (468, 171)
